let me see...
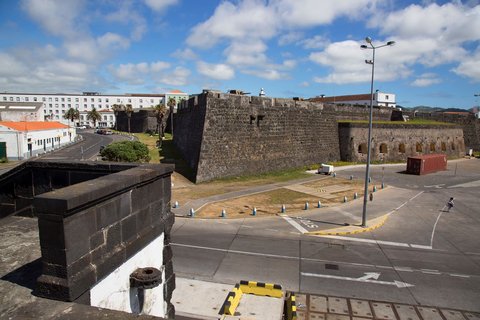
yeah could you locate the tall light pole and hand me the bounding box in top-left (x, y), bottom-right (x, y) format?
top-left (360, 37), bottom-right (395, 227)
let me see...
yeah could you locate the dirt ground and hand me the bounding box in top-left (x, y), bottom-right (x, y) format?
top-left (172, 173), bottom-right (378, 219)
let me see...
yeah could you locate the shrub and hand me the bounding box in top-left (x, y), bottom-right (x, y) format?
top-left (100, 141), bottom-right (151, 163)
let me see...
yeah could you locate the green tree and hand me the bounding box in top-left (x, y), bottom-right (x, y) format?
top-left (111, 104), bottom-right (124, 131)
top-left (167, 97), bottom-right (177, 138)
top-left (125, 104), bottom-right (133, 133)
top-left (153, 103), bottom-right (168, 148)
top-left (87, 107), bottom-right (101, 128)
top-left (63, 107), bottom-right (80, 127)
top-left (100, 140), bottom-right (150, 163)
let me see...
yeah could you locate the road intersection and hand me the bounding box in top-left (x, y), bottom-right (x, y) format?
top-left (171, 159), bottom-right (480, 312)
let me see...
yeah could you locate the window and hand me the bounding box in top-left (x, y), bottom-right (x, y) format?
top-left (128, 99), bottom-right (131, 103)
top-left (139, 99), bottom-right (143, 103)
top-left (42, 97), bottom-right (46, 102)
top-left (2, 97), bottom-right (6, 101)
top-left (34, 97), bottom-right (37, 101)
top-left (358, 143), bottom-right (367, 154)
top-left (416, 143), bottom-right (423, 152)
top-left (16, 97), bottom-right (20, 101)
top-left (91, 98), bottom-right (94, 102)
top-left (61, 98), bottom-right (65, 102)
top-left (25, 97), bottom-right (29, 101)
top-left (398, 143), bottom-right (406, 153)
top-left (98, 98), bottom-right (102, 102)
top-left (67, 98), bottom-right (71, 102)
top-left (49, 104), bottom-right (52, 107)
top-left (9, 97), bottom-right (13, 101)
top-left (117, 98), bottom-right (121, 103)
top-left (62, 104), bottom-right (65, 108)
top-left (379, 143), bottom-right (388, 153)
top-left (84, 98), bottom-right (87, 102)
top-left (150, 99), bottom-right (154, 103)
top-left (84, 104), bottom-right (87, 108)
top-left (75, 98), bottom-right (79, 102)
top-left (106, 98), bottom-right (109, 102)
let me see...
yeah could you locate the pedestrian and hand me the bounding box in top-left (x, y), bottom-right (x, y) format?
top-left (446, 197), bottom-right (454, 212)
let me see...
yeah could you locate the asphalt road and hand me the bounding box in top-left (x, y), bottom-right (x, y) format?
top-left (171, 159), bottom-right (480, 312)
top-left (40, 129), bottom-right (132, 161)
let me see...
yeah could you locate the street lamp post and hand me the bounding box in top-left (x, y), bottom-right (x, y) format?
top-left (360, 37), bottom-right (395, 227)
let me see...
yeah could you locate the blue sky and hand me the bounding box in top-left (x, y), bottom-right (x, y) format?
top-left (1, 0), bottom-right (480, 109)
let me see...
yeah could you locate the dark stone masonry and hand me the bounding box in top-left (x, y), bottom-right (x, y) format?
top-left (0, 160), bottom-right (175, 318)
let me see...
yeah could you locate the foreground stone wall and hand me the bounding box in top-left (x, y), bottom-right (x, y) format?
top-left (338, 122), bottom-right (465, 162)
top-left (9, 161), bottom-right (178, 318)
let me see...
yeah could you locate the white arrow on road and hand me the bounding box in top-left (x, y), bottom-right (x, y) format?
top-left (301, 272), bottom-right (414, 288)
top-left (424, 184), bottom-right (445, 188)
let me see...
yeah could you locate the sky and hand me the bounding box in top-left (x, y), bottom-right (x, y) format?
top-left (1, 0), bottom-right (480, 109)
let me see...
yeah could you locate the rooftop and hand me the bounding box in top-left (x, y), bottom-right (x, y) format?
top-left (0, 121), bottom-right (69, 131)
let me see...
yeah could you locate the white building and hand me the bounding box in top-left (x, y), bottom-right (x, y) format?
top-left (0, 92), bottom-right (170, 126)
top-left (0, 102), bottom-right (44, 122)
top-left (310, 92), bottom-right (396, 108)
top-left (0, 121), bottom-right (75, 160)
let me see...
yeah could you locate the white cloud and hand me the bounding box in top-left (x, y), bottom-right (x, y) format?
top-left (109, 61), bottom-right (172, 85)
top-left (21, 0), bottom-right (86, 38)
top-left (224, 39), bottom-right (268, 66)
top-left (310, 40), bottom-right (409, 84)
top-left (172, 48), bottom-right (198, 60)
top-left (197, 61), bottom-right (235, 80)
top-left (243, 68), bottom-right (287, 80)
top-left (299, 35), bottom-right (330, 49)
top-left (160, 67), bottom-right (191, 86)
top-left (278, 32), bottom-right (303, 46)
top-left (144, 0), bottom-right (179, 12)
top-left (452, 48), bottom-right (480, 81)
top-left (411, 73), bottom-right (442, 87)
top-left (186, 1), bottom-right (276, 49)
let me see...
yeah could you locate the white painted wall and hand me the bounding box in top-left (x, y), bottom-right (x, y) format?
top-left (90, 234), bottom-right (166, 318)
top-left (0, 125), bottom-right (76, 160)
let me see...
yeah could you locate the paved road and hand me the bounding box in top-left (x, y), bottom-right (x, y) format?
top-left (171, 159), bottom-right (480, 312)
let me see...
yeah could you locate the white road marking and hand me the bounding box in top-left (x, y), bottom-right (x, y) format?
top-left (449, 274), bottom-right (470, 278)
top-left (430, 205), bottom-right (447, 248)
top-left (357, 272), bottom-right (380, 280)
top-left (280, 214), bottom-right (309, 233)
top-left (301, 272), bottom-right (414, 288)
top-left (242, 225), bottom-right (253, 229)
top-left (321, 235), bottom-right (431, 249)
top-left (448, 180), bottom-right (480, 188)
top-left (422, 271), bottom-right (441, 275)
top-left (172, 243), bottom-right (476, 279)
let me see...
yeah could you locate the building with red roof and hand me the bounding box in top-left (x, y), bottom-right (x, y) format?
top-left (0, 121), bottom-right (76, 160)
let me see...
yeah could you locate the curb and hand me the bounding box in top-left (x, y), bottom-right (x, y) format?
top-left (306, 213), bottom-right (391, 236)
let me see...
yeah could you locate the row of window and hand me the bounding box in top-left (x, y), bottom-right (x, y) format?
top-left (35, 137), bottom-right (61, 146)
top-left (358, 142), bottom-right (457, 154)
top-left (2, 95), bottom-right (164, 105)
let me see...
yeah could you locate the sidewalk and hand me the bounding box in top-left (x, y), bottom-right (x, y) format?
top-left (172, 277), bottom-right (480, 320)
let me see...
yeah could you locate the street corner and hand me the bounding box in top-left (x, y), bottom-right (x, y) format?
top-left (305, 213), bottom-right (391, 236)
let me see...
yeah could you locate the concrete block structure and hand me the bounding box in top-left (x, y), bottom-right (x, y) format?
top-left (0, 160), bottom-right (175, 318)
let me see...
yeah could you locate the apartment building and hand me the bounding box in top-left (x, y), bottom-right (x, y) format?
top-left (0, 91), bottom-right (188, 127)
top-left (310, 91), bottom-right (396, 108)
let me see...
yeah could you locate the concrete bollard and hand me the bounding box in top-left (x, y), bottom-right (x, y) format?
top-left (173, 201), bottom-right (179, 208)
top-left (304, 202), bottom-right (309, 210)
top-left (373, 185), bottom-right (377, 192)
top-left (350, 175), bottom-right (353, 180)
top-left (354, 192), bottom-right (358, 199)
top-left (189, 208), bottom-right (195, 217)
top-left (252, 207), bottom-right (257, 216)
top-left (343, 196), bottom-right (348, 203)
top-left (317, 200), bottom-right (322, 208)
top-left (368, 177), bottom-right (371, 183)
top-left (381, 182), bottom-right (385, 189)
top-left (281, 204), bottom-right (286, 213)
top-left (221, 209), bottom-right (226, 218)
top-left (369, 193), bottom-right (373, 201)
top-left (333, 172), bottom-right (336, 178)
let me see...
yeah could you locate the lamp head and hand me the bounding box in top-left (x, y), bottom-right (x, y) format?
top-left (387, 41), bottom-right (396, 46)
top-left (360, 45), bottom-right (368, 49)
top-left (365, 37), bottom-right (372, 44)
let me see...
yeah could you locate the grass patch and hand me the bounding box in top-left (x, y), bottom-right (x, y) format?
top-left (212, 166), bottom-right (312, 184)
top-left (132, 133), bottom-right (160, 163)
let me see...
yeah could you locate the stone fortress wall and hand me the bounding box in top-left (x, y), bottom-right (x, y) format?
top-left (174, 92), bottom-right (474, 182)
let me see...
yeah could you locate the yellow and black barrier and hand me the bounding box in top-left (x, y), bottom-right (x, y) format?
top-left (285, 292), bottom-right (297, 320)
top-left (239, 280), bottom-right (283, 298)
top-left (219, 283), bottom-right (243, 315)
top-left (219, 280), bottom-right (284, 316)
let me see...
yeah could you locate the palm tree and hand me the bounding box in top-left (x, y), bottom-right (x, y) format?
top-left (153, 103), bottom-right (168, 147)
top-left (87, 107), bottom-right (101, 129)
top-left (63, 107), bottom-right (80, 127)
top-left (111, 104), bottom-right (124, 131)
top-left (125, 104), bottom-right (133, 133)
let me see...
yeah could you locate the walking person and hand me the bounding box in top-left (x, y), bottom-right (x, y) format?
top-left (446, 197), bottom-right (454, 212)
